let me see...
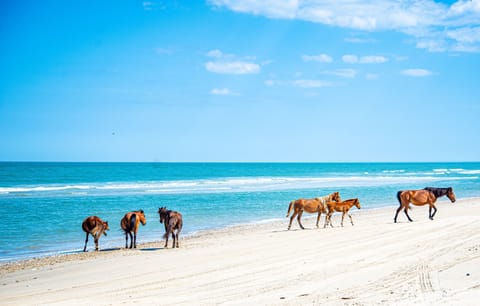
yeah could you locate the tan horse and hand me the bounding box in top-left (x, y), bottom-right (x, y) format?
top-left (82, 216), bottom-right (109, 252)
top-left (324, 198), bottom-right (361, 228)
top-left (120, 210), bottom-right (147, 249)
top-left (286, 192), bottom-right (341, 230)
top-left (394, 187), bottom-right (456, 223)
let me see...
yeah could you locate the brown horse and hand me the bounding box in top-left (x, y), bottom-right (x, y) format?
top-left (120, 210), bottom-right (146, 248)
top-left (82, 216), bottom-right (109, 252)
top-left (286, 192), bottom-right (341, 230)
top-left (158, 207), bottom-right (183, 248)
top-left (394, 187), bottom-right (456, 223)
top-left (324, 198), bottom-right (361, 228)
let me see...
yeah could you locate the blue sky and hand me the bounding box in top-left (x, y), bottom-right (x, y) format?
top-left (1, 0), bottom-right (479, 162)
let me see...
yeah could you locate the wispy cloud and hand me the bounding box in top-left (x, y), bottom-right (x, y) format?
top-left (302, 54), bottom-right (333, 63)
top-left (205, 61), bottom-right (260, 74)
top-left (210, 88), bottom-right (235, 95)
top-left (401, 69), bottom-right (433, 77)
top-left (265, 79), bottom-right (334, 88)
top-left (208, 0), bottom-right (480, 52)
top-left (344, 37), bottom-right (377, 44)
top-left (342, 55), bottom-right (388, 64)
top-left (205, 49), bottom-right (261, 74)
top-left (322, 69), bottom-right (357, 78)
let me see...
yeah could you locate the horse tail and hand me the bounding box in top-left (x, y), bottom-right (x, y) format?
top-left (286, 201), bottom-right (294, 218)
top-left (129, 213), bottom-right (137, 232)
top-left (396, 191), bottom-right (403, 206)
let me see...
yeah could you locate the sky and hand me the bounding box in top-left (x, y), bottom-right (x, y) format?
top-left (1, 0), bottom-right (479, 162)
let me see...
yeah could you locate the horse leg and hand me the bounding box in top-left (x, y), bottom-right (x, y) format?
top-left (394, 204), bottom-right (403, 223)
top-left (171, 232), bottom-right (175, 248)
top-left (288, 210), bottom-right (297, 230)
top-left (83, 232), bottom-right (89, 252)
top-left (316, 212), bottom-right (321, 228)
top-left (164, 230), bottom-right (169, 248)
top-left (297, 210), bottom-right (305, 229)
top-left (404, 206), bottom-right (413, 222)
top-left (176, 227), bottom-right (181, 248)
top-left (348, 213), bottom-right (354, 226)
top-left (341, 212), bottom-right (345, 227)
top-left (133, 232), bottom-right (137, 249)
top-left (94, 236), bottom-right (99, 251)
top-left (125, 232), bottom-right (129, 248)
top-left (430, 204), bottom-right (437, 220)
top-left (129, 232), bottom-right (134, 248)
top-left (324, 213), bottom-right (330, 228)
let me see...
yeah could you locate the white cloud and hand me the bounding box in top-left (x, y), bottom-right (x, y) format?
top-left (208, 0), bottom-right (480, 52)
top-left (211, 88), bottom-right (233, 95)
top-left (207, 49), bottom-right (224, 58)
top-left (365, 73), bottom-right (379, 80)
top-left (205, 49), bottom-right (261, 74)
top-left (323, 69), bottom-right (357, 78)
top-left (265, 79), bottom-right (334, 88)
top-left (302, 54), bottom-right (333, 63)
top-left (401, 69), bottom-right (433, 77)
top-left (205, 61), bottom-right (260, 74)
top-left (342, 54), bottom-right (388, 64)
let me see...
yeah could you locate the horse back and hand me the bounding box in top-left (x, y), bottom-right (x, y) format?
top-left (82, 216), bottom-right (100, 233)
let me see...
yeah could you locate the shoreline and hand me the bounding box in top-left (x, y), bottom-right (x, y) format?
top-left (1, 198), bottom-right (479, 305)
top-left (2, 197), bottom-right (480, 269)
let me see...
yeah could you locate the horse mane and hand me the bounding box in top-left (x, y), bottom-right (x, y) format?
top-left (424, 187), bottom-right (451, 198)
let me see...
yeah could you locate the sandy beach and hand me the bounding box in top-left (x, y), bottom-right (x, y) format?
top-left (1, 198), bottom-right (479, 305)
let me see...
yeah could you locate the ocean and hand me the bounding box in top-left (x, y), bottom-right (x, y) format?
top-left (1, 162), bottom-right (479, 262)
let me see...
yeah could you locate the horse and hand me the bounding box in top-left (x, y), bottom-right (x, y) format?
top-left (120, 210), bottom-right (146, 248)
top-left (286, 192), bottom-right (341, 230)
top-left (82, 216), bottom-right (109, 252)
top-left (158, 207), bottom-right (183, 248)
top-left (394, 187), bottom-right (456, 223)
top-left (324, 198), bottom-right (361, 228)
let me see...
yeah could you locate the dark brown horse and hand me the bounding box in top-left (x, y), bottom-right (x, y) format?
top-left (286, 192), bottom-right (341, 230)
top-left (324, 198), bottom-right (361, 228)
top-left (82, 216), bottom-right (109, 252)
top-left (394, 187), bottom-right (456, 223)
top-left (158, 207), bottom-right (183, 248)
top-left (120, 210), bottom-right (146, 248)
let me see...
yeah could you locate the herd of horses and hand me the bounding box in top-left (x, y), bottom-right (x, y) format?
top-left (82, 186), bottom-right (456, 252)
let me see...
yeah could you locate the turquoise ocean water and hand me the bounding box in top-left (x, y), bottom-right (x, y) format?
top-left (1, 162), bottom-right (479, 262)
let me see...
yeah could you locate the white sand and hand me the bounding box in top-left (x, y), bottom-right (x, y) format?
top-left (1, 198), bottom-right (479, 305)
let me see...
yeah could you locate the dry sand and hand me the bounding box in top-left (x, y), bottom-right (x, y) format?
top-left (1, 198), bottom-right (479, 305)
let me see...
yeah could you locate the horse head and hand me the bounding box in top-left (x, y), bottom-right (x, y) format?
top-left (102, 221), bottom-right (110, 236)
top-left (447, 187), bottom-right (456, 203)
top-left (158, 207), bottom-right (167, 224)
top-left (331, 192), bottom-right (341, 202)
top-left (354, 199), bottom-right (361, 209)
top-left (137, 210), bottom-right (147, 225)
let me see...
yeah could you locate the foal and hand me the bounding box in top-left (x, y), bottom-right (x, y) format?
top-left (324, 198), bottom-right (361, 228)
top-left (158, 207), bottom-right (183, 248)
top-left (120, 210), bottom-right (146, 249)
top-left (82, 216), bottom-right (109, 252)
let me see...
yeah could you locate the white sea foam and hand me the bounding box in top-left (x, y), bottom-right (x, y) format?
top-left (0, 174), bottom-right (473, 196)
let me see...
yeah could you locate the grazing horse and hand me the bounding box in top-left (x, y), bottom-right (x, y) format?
top-left (394, 187), bottom-right (456, 223)
top-left (82, 216), bottom-right (109, 252)
top-left (324, 198), bottom-right (361, 228)
top-left (120, 210), bottom-right (146, 248)
top-left (158, 207), bottom-right (183, 248)
top-left (286, 192), bottom-right (341, 230)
